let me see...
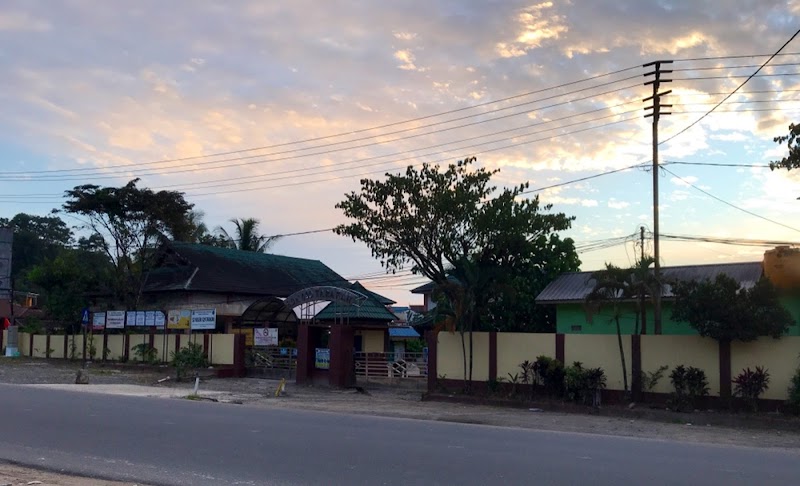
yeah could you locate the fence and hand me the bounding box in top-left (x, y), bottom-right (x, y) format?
top-left (431, 331), bottom-right (800, 402)
top-left (354, 352), bottom-right (428, 380)
top-left (3, 331), bottom-right (237, 366)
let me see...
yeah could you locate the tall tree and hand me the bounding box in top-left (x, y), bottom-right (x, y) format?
top-left (27, 248), bottom-right (113, 331)
top-left (335, 157), bottom-right (576, 390)
top-left (0, 213), bottom-right (73, 286)
top-left (770, 123), bottom-right (800, 171)
top-left (62, 179), bottom-right (194, 307)
top-left (670, 274), bottom-right (793, 342)
top-left (218, 218), bottom-right (280, 252)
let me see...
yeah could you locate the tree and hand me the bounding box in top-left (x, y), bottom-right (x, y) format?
top-left (670, 274), bottom-right (793, 342)
top-left (334, 157), bottom-right (576, 390)
top-left (62, 179), bottom-right (194, 307)
top-left (0, 213), bottom-right (73, 286)
top-left (217, 218), bottom-right (280, 252)
top-left (584, 258), bottom-right (660, 395)
top-left (27, 248), bottom-right (112, 331)
top-left (770, 123), bottom-right (800, 171)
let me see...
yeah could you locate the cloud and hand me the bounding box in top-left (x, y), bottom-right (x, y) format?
top-left (607, 199), bottom-right (630, 209)
top-left (670, 175), bottom-right (698, 187)
top-left (0, 10), bottom-right (50, 32)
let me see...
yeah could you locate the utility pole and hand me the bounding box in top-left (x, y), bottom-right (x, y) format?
top-left (639, 226), bottom-right (647, 335)
top-left (643, 60), bottom-right (672, 335)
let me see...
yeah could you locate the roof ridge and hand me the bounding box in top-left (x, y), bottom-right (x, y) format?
top-left (170, 241), bottom-right (325, 265)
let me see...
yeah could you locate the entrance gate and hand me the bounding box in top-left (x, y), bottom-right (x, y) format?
top-left (286, 286), bottom-right (366, 388)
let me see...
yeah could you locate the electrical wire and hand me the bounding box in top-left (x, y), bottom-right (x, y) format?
top-left (5, 68), bottom-right (643, 177)
top-left (661, 27), bottom-right (800, 145)
top-left (661, 166), bottom-right (800, 234)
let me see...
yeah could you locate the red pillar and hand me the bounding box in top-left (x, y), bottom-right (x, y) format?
top-left (555, 333), bottom-right (565, 363)
top-left (488, 331), bottom-right (498, 381)
top-left (631, 334), bottom-right (642, 401)
top-left (296, 323), bottom-right (313, 384)
top-left (719, 340), bottom-right (732, 402)
top-left (233, 333), bottom-right (246, 377)
top-left (425, 330), bottom-right (438, 393)
top-left (329, 325), bottom-right (355, 388)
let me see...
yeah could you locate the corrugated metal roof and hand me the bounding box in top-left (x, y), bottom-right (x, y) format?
top-left (536, 261), bottom-right (763, 303)
top-left (389, 327), bottom-right (421, 338)
top-left (314, 281), bottom-right (398, 322)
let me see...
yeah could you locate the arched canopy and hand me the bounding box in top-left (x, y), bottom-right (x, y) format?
top-left (241, 296), bottom-right (297, 326)
top-left (284, 286), bottom-right (367, 308)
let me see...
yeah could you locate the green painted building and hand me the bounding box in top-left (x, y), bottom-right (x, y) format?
top-left (537, 261), bottom-right (800, 336)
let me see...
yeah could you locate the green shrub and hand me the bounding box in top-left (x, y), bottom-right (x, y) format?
top-left (170, 342), bottom-right (208, 381)
top-left (132, 343), bottom-right (158, 364)
top-left (565, 362), bottom-right (606, 407)
top-left (533, 356), bottom-right (566, 397)
top-left (733, 366), bottom-right (770, 412)
top-left (669, 365), bottom-right (709, 412)
top-left (787, 368), bottom-right (800, 415)
top-left (405, 338), bottom-right (425, 353)
top-left (641, 365), bottom-right (669, 393)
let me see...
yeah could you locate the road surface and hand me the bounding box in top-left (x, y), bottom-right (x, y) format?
top-left (0, 384), bottom-right (797, 485)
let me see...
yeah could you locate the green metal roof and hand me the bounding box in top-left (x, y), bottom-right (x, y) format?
top-left (144, 241), bottom-right (349, 297)
top-left (314, 282), bottom-right (397, 321)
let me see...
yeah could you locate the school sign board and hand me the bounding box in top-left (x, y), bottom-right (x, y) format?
top-left (106, 311), bottom-right (125, 329)
top-left (167, 310), bottom-right (192, 329)
top-left (190, 309), bottom-right (217, 330)
top-left (254, 328), bottom-right (278, 346)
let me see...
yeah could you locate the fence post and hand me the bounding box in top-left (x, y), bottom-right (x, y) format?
top-left (425, 330), bottom-right (438, 393)
top-left (233, 333), bottom-right (246, 377)
top-left (555, 333), bottom-right (565, 363)
top-left (719, 340), bottom-right (732, 403)
top-left (631, 334), bottom-right (642, 402)
top-left (29, 333), bottom-right (34, 357)
top-left (46, 334), bottom-right (51, 359)
top-left (489, 331), bottom-right (498, 382)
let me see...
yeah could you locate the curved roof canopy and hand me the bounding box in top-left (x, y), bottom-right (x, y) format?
top-left (240, 297), bottom-right (297, 325)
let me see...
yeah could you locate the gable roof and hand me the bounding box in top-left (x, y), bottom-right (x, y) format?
top-left (143, 242), bottom-right (348, 297)
top-left (536, 261), bottom-right (764, 304)
top-left (314, 292), bottom-right (397, 322)
top-left (411, 275), bottom-right (460, 294)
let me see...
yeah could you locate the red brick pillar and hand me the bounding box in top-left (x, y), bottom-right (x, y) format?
top-left (233, 333), bottom-right (246, 377)
top-left (329, 325), bottom-right (355, 388)
top-left (719, 340), bottom-right (732, 402)
top-left (425, 330), bottom-right (438, 393)
top-left (488, 331), bottom-right (498, 382)
top-left (296, 323), bottom-right (312, 384)
top-left (631, 334), bottom-right (642, 401)
top-left (555, 333), bottom-right (565, 363)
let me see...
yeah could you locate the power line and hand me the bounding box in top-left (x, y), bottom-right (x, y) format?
top-left (519, 162), bottom-right (648, 195)
top-left (0, 113), bottom-right (643, 202)
top-left (664, 160), bottom-right (770, 168)
top-left (3, 96), bottom-right (645, 184)
top-left (5, 66), bottom-right (643, 177)
top-left (659, 233), bottom-right (800, 247)
top-left (671, 62), bottom-right (800, 72)
top-left (661, 166), bottom-right (800, 234)
top-left (672, 52), bottom-right (800, 62)
top-left (661, 27), bottom-right (800, 145)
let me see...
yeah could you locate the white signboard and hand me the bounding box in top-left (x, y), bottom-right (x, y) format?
top-left (126, 311), bottom-right (137, 327)
top-left (254, 328), bottom-right (278, 346)
top-left (107, 311), bottom-right (125, 329)
top-left (92, 312), bottom-right (106, 331)
top-left (154, 311), bottom-right (166, 328)
top-left (190, 309), bottom-right (217, 330)
top-left (145, 311), bottom-right (156, 327)
top-left (135, 311), bottom-right (146, 327)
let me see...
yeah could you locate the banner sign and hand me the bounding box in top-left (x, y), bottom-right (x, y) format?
top-left (315, 348), bottom-right (330, 369)
top-left (125, 311), bottom-right (136, 327)
top-left (154, 311), bottom-right (166, 328)
top-left (190, 309), bottom-right (216, 330)
top-left (145, 311), bottom-right (156, 327)
top-left (254, 328), bottom-right (278, 347)
top-left (106, 311), bottom-right (125, 329)
top-left (135, 311), bottom-right (146, 327)
top-left (168, 310), bottom-right (191, 329)
top-left (92, 312), bottom-right (106, 331)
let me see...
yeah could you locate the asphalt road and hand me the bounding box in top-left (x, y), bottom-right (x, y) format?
top-left (0, 384), bottom-right (797, 485)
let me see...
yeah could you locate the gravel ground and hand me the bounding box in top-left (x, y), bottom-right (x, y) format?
top-left (2, 358), bottom-right (800, 450)
top-left (0, 461), bottom-right (142, 486)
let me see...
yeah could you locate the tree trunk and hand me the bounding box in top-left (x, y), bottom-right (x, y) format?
top-left (615, 315), bottom-right (629, 393)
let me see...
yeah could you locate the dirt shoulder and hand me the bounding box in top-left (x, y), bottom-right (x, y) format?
top-left (0, 461), bottom-right (142, 486)
top-left (2, 358), bottom-right (800, 450)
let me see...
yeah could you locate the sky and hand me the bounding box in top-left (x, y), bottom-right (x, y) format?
top-left (1, 1), bottom-right (800, 305)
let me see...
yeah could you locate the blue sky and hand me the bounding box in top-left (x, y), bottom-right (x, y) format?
top-left (1, 1), bottom-right (800, 304)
